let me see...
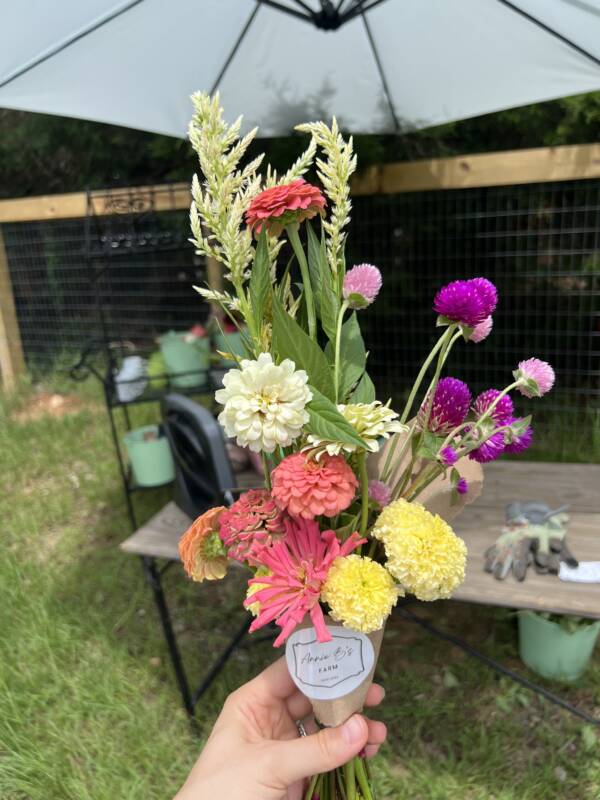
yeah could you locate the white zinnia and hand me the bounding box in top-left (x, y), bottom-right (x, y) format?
top-left (215, 353), bottom-right (312, 453)
top-left (305, 401), bottom-right (406, 457)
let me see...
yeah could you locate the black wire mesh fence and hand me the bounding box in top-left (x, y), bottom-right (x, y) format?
top-left (2, 178), bottom-right (599, 458)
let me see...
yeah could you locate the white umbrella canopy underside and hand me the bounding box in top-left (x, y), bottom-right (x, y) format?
top-left (1, 0), bottom-right (600, 137)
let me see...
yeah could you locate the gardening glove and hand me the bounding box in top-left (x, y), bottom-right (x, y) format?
top-left (484, 526), bottom-right (534, 581)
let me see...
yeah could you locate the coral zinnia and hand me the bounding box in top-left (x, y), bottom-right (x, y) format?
top-left (372, 499), bottom-right (466, 601)
top-left (515, 358), bottom-right (555, 398)
top-left (433, 277), bottom-right (498, 327)
top-left (322, 555), bottom-right (399, 633)
top-left (271, 452), bottom-right (358, 519)
top-left (245, 179), bottom-right (326, 238)
top-left (419, 377), bottom-right (471, 435)
top-left (219, 489), bottom-right (287, 563)
top-left (342, 264), bottom-right (383, 309)
top-left (179, 507), bottom-right (228, 582)
top-left (215, 352), bottom-right (312, 453)
top-left (245, 518), bottom-right (364, 646)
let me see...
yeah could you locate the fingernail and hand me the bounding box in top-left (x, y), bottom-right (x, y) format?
top-left (341, 714), bottom-right (364, 745)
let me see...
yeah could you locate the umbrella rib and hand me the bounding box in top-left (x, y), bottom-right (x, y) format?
top-left (495, 0), bottom-right (600, 70)
top-left (340, 0), bottom-right (391, 25)
top-left (359, 3), bottom-right (400, 131)
top-left (0, 0), bottom-right (146, 90)
top-left (211, 5), bottom-right (261, 94)
top-left (254, 0), bottom-right (315, 25)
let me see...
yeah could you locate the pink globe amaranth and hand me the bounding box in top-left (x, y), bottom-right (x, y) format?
top-left (219, 489), bottom-right (287, 563)
top-left (245, 518), bottom-right (364, 646)
top-left (245, 179), bottom-right (326, 238)
top-left (473, 389), bottom-right (514, 424)
top-left (516, 358), bottom-right (555, 398)
top-left (368, 479), bottom-right (392, 507)
top-left (504, 417), bottom-right (534, 455)
top-left (419, 377), bottom-right (472, 435)
top-left (271, 452), bottom-right (358, 519)
top-left (469, 316), bottom-right (493, 343)
top-left (433, 277), bottom-right (498, 327)
top-left (342, 264), bottom-right (383, 309)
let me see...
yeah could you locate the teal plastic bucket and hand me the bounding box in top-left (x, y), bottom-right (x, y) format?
top-left (213, 330), bottom-right (246, 367)
top-left (159, 331), bottom-right (210, 388)
top-left (518, 610), bottom-right (600, 682)
top-left (123, 425), bottom-right (175, 487)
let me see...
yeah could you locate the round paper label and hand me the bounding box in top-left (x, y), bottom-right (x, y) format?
top-left (285, 625), bottom-right (375, 700)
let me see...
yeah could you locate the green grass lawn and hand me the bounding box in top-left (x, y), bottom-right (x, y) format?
top-left (1, 381), bottom-right (598, 800)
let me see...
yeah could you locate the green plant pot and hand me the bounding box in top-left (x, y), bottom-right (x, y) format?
top-left (123, 425), bottom-right (175, 487)
top-left (159, 331), bottom-right (210, 388)
top-left (518, 610), bottom-right (600, 682)
top-left (213, 330), bottom-right (246, 367)
top-left (146, 350), bottom-right (168, 392)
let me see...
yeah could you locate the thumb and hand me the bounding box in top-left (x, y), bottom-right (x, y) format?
top-left (269, 714), bottom-right (368, 786)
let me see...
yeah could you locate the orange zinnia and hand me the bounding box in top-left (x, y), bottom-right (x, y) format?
top-left (179, 506), bottom-right (228, 581)
top-left (245, 179), bottom-right (326, 237)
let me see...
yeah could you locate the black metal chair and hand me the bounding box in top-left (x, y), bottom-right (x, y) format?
top-left (121, 394), bottom-right (258, 722)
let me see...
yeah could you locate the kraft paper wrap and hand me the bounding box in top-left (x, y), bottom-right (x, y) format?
top-left (294, 617), bottom-right (385, 728)
top-left (368, 428), bottom-right (484, 523)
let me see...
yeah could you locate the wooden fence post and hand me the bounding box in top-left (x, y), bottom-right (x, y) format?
top-left (0, 225), bottom-right (26, 390)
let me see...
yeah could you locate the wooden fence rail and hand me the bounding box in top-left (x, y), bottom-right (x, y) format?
top-left (2, 141), bottom-right (600, 388)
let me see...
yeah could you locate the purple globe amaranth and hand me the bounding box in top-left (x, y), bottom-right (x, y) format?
top-left (473, 388), bottom-right (514, 424)
top-left (368, 479), bottom-right (392, 507)
top-left (515, 358), bottom-right (555, 398)
top-left (469, 315), bottom-right (493, 343)
top-left (433, 277), bottom-right (498, 328)
top-left (469, 430), bottom-right (505, 463)
top-left (440, 446), bottom-right (458, 466)
top-left (419, 377), bottom-right (472, 435)
top-left (504, 417), bottom-right (534, 455)
top-left (456, 477), bottom-right (469, 495)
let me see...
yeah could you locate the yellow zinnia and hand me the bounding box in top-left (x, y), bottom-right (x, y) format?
top-left (322, 555), bottom-right (399, 633)
top-left (371, 499), bottom-right (466, 601)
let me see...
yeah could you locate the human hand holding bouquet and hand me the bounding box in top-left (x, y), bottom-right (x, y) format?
top-left (179, 93), bottom-right (555, 799)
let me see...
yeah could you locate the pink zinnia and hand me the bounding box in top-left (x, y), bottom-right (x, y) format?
top-left (245, 518), bottom-right (365, 646)
top-left (515, 358), bottom-right (555, 398)
top-left (473, 389), bottom-right (514, 424)
top-left (469, 316), bottom-right (493, 343)
top-left (245, 179), bottom-right (326, 238)
top-left (219, 489), bottom-right (288, 563)
top-left (368, 480), bottom-right (391, 507)
top-left (271, 453), bottom-right (358, 519)
top-left (419, 377), bottom-right (472, 435)
top-left (342, 264), bottom-right (382, 309)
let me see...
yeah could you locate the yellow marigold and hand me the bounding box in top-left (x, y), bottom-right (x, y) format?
top-left (245, 567), bottom-right (271, 616)
top-left (322, 555), bottom-right (399, 633)
top-left (371, 499), bottom-right (466, 601)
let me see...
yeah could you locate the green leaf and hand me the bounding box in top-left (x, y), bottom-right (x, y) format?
top-left (416, 431), bottom-right (446, 461)
top-left (442, 668), bottom-right (459, 689)
top-left (271, 296), bottom-right (335, 400)
top-left (320, 280), bottom-right (340, 343)
top-left (338, 313), bottom-right (367, 398)
top-left (248, 229), bottom-right (270, 328)
top-left (306, 387), bottom-right (367, 449)
top-left (307, 222), bottom-right (339, 341)
top-left (306, 221), bottom-right (323, 315)
top-left (351, 371), bottom-right (376, 404)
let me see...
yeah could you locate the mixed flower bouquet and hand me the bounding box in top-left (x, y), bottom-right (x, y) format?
top-left (179, 93), bottom-right (555, 799)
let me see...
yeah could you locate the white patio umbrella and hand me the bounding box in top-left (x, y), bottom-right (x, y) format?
top-left (1, 1), bottom-right (600, 137)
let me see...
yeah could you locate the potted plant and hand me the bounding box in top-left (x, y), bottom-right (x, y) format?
top-left (159, 324), bottom-right (210, 388)
top-left (519, 610), bottom-right (600, 682)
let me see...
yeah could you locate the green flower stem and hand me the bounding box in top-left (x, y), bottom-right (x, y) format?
top-left (336, 767), bottom-right (349, 800)
top-left (405, 463), bottom-right (443, 502)
top-left (286, 223), bottom-right (317, 339)
top-left (304, 774), bottom-right (319, 800)
top-left (355, 756), bottom-right (373, 800)
top-left (334, 299), bottom-right (349, 402)
top-left (261, 452), bottom-right (272, 490)
top-left (358, 451), bottom-right (370, 538)
top-left (344, 759), bottom-right (356, 800)
top-left (399, 327), bottom-right (455, 424)
top-left (380, 420), bottom-right (415, 484)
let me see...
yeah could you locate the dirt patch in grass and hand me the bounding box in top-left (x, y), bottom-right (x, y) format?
top-left (12, 392), bottom-right (95, 422)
